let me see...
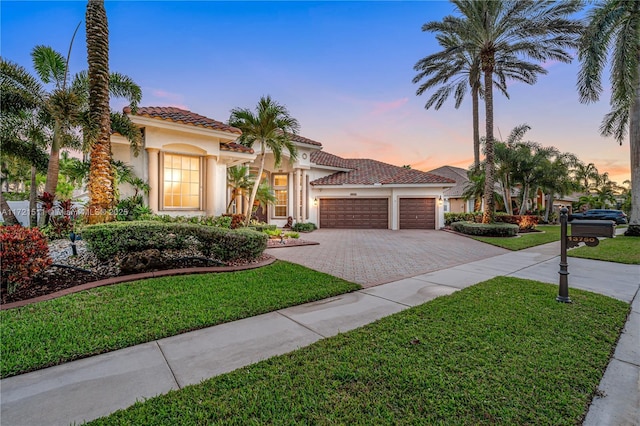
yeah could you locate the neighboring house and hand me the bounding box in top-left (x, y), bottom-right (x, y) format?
top-left (112, 106), bottom-right (455, 230)
top-left (427, 165), bottom-right (474, 213)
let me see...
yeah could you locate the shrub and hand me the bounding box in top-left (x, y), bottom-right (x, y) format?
top-left (206, 228), bottom-right (267, 261)
top-left (82, 221), bottom-right (267, 262)
top-left (263, 228), bottom-right (282, 238)
top-left (0, 226), bottom-right (52, 294)
top-left (444, 212), bottom-right (482, 226)
top-left (291, 222), bottom-right (317, 232)
top-left (116, 195), bottom-right (151, 221)
top-left (222, 214), bottom-right (246, 229)
top-left (82, 221), bottom-right (191, 260)
top-left (285, 231), bottom-right (300, 239)
top-left (133, 214), bottom-right (233, 228)
top-left (494, 214), bottom-right (539, 231)
top-left (451, 221), bottom-right (519, 237)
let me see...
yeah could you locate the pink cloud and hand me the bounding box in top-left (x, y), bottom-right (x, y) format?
top-left (370, 97), bottom-right (409, 115)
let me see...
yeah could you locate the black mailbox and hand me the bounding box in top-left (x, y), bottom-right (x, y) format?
top-left (571, 220), bottom-right (616, 238)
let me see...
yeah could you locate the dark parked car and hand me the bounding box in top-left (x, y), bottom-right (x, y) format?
top-left (569, 209), bottom-right (628, 224)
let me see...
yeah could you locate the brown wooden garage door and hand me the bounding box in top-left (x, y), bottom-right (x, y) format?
top-left (319, 198), bottom-right (388, 229)
top-left (399, 198), bottom-right (436, 229)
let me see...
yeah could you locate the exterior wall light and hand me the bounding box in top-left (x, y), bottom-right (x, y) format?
top-left (313, 197), bottom-right (318, 207)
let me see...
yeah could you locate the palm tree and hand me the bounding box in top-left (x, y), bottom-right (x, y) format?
top-left (414, 23), bottom-right (544, 172)
top-left (226, 165), bottom-right (252, 214)
top-left (228, 96), bottom-right (299, 226)
top-left (538, 152), bottom-right (580, 222)
top-left (85, 0), bottom-right (112, 223)
top-left (2, 45), bottom-right (141, 227)
top-left (493, 124), bottom-right (532, 214)
top-left (430, 0), bottom-right (582, 223)
top-left (1, 59), bottom-right (52, 226)
top-left (574, 162), bottom-right (599, 192)
top-left (0, 111), bottom-right (50, 226)
top-left (578, 0), bottom-right (640, 235)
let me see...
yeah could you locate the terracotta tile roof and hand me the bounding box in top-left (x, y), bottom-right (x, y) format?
top-left (311, 154), bottom-right (455, 186)
top-left (427, 165), bottom-right (469, 183)
top-left (124, 106), bottom-right (242, 135)
top-left (287, 133), bottom-right (323, 147)
top-left (427, 165), bottom-right (471, 197)
top-left (220, 142), bottom-right (254, 154)
top-left (310, 151), bottom-right (351, 169)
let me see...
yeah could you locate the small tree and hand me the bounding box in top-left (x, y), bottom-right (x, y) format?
top-left (228, 96), bottom-right (299, 226)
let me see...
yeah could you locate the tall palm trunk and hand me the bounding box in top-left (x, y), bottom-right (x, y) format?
top-left (246, 148), bottom-right (265, 224)
top-left (627, 55), bottom-right (640, 234)
top-left (86, 0), bottom-right (113, 224)
top-left (472, 85), bottom-right (480, 170)
top-left (472, 85), bottom-right (482, 212)
top-left (39, 129), bottom-right (61, 226)
top-left (482, 64), bottom-right (496, 223)
top-left (29, 164), bottom-right (37, 227)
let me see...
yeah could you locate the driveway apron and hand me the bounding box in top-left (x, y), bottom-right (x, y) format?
top-left (269, 229), bottom-right (509, 287)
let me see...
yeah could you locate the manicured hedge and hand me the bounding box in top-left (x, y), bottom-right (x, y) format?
top-left (82, 221), bottom-right (267, 262)
top-left (445, 212), bottom-right (539, 230)
top-left (291, 222), bottom-right (317, 232)
top-left (445, 212), bottom-right (482, 225)
top-left (451, 221), bottom-right (519, 237)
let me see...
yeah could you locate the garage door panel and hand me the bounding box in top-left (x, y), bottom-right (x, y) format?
top-left (399, 198), bottom-right (435, 229)
top-left (320, 198), bottom-right (388, 229)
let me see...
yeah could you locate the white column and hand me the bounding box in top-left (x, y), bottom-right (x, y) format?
top-left (288, 172), bottom-right (294, 219)
top-left (294, 169), bottom-right (301, 222)
top-left (206, 155), bottom-right (217, 216)
top-left (146, 148), bottom-right (159, 212)
top-left (301, 170), bottom-right (307, 220)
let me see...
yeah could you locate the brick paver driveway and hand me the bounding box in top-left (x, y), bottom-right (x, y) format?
top-left (269, 229), bottom-right (509, 287)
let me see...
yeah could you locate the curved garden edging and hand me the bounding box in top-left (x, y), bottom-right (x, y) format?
top-left (1, 255), bottom-right (277, 311)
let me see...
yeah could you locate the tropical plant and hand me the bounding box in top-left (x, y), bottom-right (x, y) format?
top-left (228, 96), bottom-right (299, 225)
top-left (0, 109), bottom-right (50, 226)
top-left (538, 152), bottom-right (580, 222)
top-left (574, 162), bottom-right (599, 192)
top-left (1, 34), bottom-right (141, 221)
top-left (428, 0), bottom-right (582, 223)
top-left (253, 180), bottom-right (278, 216)
top-left (578, 0), bottom-right (640, 235)
top-left (226, 165), bottom-right (252, 214)
top-left (414, 22), bottom-right (544, 172)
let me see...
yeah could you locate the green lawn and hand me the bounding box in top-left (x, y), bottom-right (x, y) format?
top-left (0, 261), bottom-right (360, 378)
top-left (471, 225), bottom-right (561, 250)
top-left (569, 235), bottom-right (640, 264)
top-left (88, 278), bottom-right (628, 426)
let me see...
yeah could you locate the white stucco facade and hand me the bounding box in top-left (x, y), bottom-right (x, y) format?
top-left (111, 107), bottom-right (453, 229)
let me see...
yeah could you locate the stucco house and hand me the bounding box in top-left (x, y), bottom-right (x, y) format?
top-left (427, 165), bottom-right (474, 213)
top-left (112, 106), bottom-right (455, 230)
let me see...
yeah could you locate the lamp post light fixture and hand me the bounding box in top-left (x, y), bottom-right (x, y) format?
top-left (69, 231), bottom-right (78, 257)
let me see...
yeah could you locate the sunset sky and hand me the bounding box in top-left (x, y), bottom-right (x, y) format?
top-left (1, 1), bottom-right (631, 184)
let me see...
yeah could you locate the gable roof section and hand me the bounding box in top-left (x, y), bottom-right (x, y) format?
top-left (288, 133), bottom-right (322, 147)
top-left (124, 106), bottom-right (242, 135)
top-left (427, 165), bottom-right (471, 197)
top-left (311, 154), bottom-right (455, 186)
top-left (427, 165), bottom-right (469, 183)
top-left (310, 151), bottom-right (352, 169)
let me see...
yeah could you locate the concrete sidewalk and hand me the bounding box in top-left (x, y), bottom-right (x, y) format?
top-left (1, 242), bottom-right (638, 425)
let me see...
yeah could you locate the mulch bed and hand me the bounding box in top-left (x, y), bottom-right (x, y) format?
top-left (1, 254), bottom-right (272, 306)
